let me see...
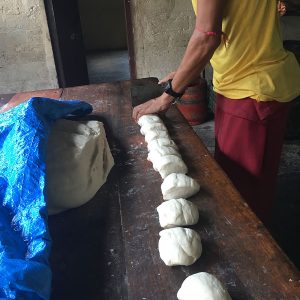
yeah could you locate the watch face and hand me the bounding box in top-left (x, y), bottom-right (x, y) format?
top-left (163, 79), bottom-right (183, 98)
top-left (164, 80), bottom-right (171, 91)
top-left (164, 80), bottom-right (172, 95)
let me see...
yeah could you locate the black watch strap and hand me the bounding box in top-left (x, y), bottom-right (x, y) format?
top-left (164, 79), bottom-right (184, 99)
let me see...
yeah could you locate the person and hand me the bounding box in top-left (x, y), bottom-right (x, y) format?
top-left (132, 0), bottom-right (300, 225)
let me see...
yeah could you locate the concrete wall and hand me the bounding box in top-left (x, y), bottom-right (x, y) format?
top-left (0, 0), bottom-right (58, 94)
top-left (130, 0), bottom-right (195, 80)
top-left (78, 0), bottom-right (127, 51)
top-left (281, 16), bottom-right (300, 40)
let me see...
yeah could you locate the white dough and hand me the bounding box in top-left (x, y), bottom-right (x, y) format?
top-left (46, 120), bottom-right (114, 215)
top-left (137, 114), bottom-right (162, 127)
top-left (161, 173), bottom-right (200, 200)
top-left (177, 272), bottom-right (232, 300)
top-left (147, 138), bottom-right (178, 152)
top-left (140, 122), bottom-right (167, 136)
top-left (157, 198), bottom-right (199, 228)
top-left (144, 129), bottom-right (169, 144)
top-left (152, 155), bottom-right (188, 179)
top-left (158, 227), bottom-right (202, 266)
top-left (147, 145), bottom-right (181, 163)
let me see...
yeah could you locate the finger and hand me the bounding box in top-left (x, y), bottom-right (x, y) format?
top-left (158, 75), bottom-right (169, 84)
top-left (158, 77), bottom-right (167, 84)
top-left (132, 106), bottom-right (139, 122)
top-left (159, 72), bottom-right (176, 84)
top-left (135, 109), bottom-right (141, 123)
top-left (136, 106), bottom-right (146, 123)
top-left (136, 110), bottom-right (143, 122)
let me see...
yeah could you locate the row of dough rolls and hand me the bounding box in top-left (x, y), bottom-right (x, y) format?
top-left (138, 114), bottom-right (231, 299)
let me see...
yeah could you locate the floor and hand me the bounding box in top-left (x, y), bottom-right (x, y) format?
top-left (193, 120), bottom-right (300, 269)
top-left (87, 51), bottom-right (300, 269)
top-left (86, 50), bottom-right (130, 84)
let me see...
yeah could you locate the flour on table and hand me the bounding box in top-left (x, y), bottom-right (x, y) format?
top-left (177, 272), bottom-right (232, 300)
top-left (161, 173), bottom-right (200, 200)
top-left (159, 227), bottom-right (202, 266)
top-left (46, 119), bottom-right (114, 215)
top-left (157, 198), bottom-right (199, 228)
top-left (152, 155), bottom-right (188, 179)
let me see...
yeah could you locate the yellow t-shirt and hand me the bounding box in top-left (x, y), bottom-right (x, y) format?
top-left (192, 0), bottom-right (300, 102)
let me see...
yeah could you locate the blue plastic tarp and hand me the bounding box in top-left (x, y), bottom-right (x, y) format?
top-left (0, 97), bottom-right (92, 299)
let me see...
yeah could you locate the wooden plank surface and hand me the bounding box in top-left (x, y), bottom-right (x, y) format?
top-left (52, 81), bottom-right (300, 300)
top-left (0, 89), bottom-right (63, 112)
top-left (109, 81), bottom-right (300, 300)
top-left (0, 93), bottom-right (15, 108)
top-left (50, 83), bottom-right (128, 300)
top-left (2, 81), bottom-right (299, 299)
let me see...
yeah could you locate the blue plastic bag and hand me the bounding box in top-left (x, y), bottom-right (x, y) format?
top-left (0, 97), bottom-right (93, 299)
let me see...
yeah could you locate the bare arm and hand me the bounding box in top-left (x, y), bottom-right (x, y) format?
top-left (170, 0), bottom-right (224, 93)
top-left (133, 0), bottom-right (224, 122)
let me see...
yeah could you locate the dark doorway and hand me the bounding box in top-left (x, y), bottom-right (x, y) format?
top-left (44, 0), bottom-right (89, 87)
top-left (44, 0), bottom-right (135, 88)
top-left (77, 0), bottom-right (130, 84)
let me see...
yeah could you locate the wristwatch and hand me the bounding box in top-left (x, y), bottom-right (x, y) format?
top-left (163, 79), bottom-right (184, 104)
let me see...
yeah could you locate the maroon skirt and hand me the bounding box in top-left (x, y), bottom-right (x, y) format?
top-left (214, 94), bottom-right (291, 224)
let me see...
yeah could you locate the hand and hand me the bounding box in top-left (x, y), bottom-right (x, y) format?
top-left (278, 1), bottom-right (286, 16)
top-left (132, 93), bottom-right (173, 122)
top-left (158, 71), bottom-right (176, 84)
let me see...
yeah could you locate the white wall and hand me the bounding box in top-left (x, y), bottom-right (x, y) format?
top-left (0, 0), bottom-right (58, 94)
top-left (130, 0), bottom-right (195, 80)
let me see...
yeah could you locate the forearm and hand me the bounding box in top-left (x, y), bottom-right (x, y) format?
top-left (171, 30), bottom-right (221, 94)
top-left (169, 0), bottom-right (224, 95)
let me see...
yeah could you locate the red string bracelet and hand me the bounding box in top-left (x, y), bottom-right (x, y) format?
top-left (196, 27), bottom-right (229, 47)
top-left (196, 27), bottom-right (221, 36)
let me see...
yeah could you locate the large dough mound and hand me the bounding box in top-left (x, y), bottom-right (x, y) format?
top-left (177, 272), bottom-right (232, 300)
top-left (157, 198), bottom-right (199, 228)
top-left (159, 227), bottom-right (202, 266)
top-left (161, 173), bottom-right (200, 200)
top-left (46, 119), bottom-right (114, 215)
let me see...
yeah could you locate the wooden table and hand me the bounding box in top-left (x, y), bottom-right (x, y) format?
top-left (1, 80), bottom-right (299, 300)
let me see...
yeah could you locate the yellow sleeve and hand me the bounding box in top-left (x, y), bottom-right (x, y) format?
top-left (191, 0), bottom-right (197, 14)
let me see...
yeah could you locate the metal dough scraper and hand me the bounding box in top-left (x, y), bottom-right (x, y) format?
top-left (130, 77), bottom-right (165, 107)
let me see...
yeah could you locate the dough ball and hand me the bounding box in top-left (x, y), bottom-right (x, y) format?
top-left (152, 155), bottom-right (188, 179)
top-left (177, 272), bottom-right (232, 300)
top-left (157, 198), bottom-right (199, 228)
top-left (161, 173), bottom-right (200, 200)
top-left (140, 122), bottom-right (167, 136)
top-left (158, 227), bottom-right (202, 266)
top-left (147, 145), bottom-right (181, 163)
top-left (147, 138), bottom-right (178, 152)
top-left (138, 114), bottom-right (162, 127)
top-left (46, 120), bottom-right (114, 215)
top-left (144, 129), bottom-right (169, 144)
